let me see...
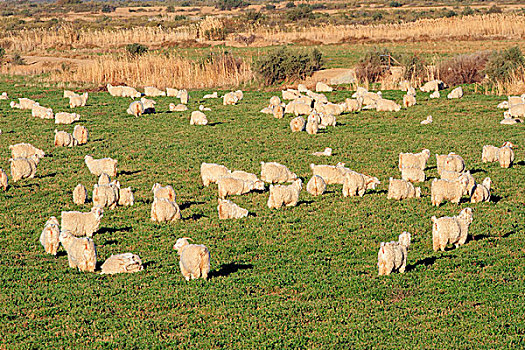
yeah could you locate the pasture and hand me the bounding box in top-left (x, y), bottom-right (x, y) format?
top-left (1, 79), bottom-right (524, 348)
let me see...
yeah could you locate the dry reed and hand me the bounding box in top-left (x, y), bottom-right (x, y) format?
top-left (2, 25), bottom-right (198, 52)
top-left (247, 14), bottom-right (525, 45)
top-left (49, 52), bottom-right (254, 89)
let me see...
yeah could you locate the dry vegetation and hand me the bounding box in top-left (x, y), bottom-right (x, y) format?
top-left (249, 14), bottom-right (525, 45)
top-left (50, 52), bottom-right (253, 89)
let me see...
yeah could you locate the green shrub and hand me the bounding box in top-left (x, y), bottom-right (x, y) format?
top-left (372, 12), bottom-right (383, 21)
top-left (255, 47), bottom-right (323, 85)
top-left (166, 5), bottom-right (175, 13)
top-left (265, 4), bottom-right (276, 10)
top-left (287, 5), bottom-right (314, 21)
top-left (245, 10), bottom-right (263, 22)
top-left (484, 46), bottom-right (525, 84)
top-left (217, 0), bottom-right (248, 11)
top-left (285, 1), bottom-right (295, 8)
top-left (389, 1), bottom-right (402, 7)
top-left (125, 43), bottom-right (148, 58)
top-left (461, 6), bottom-right (474, 16)
top-left (355, 48), bottom-right (397, 83)
top-left (0, 47), bottom-right (5, 62)
top-left (101, 4), bottom-right (115, 13)
top-left (438, 51), bottom-right (490, 86)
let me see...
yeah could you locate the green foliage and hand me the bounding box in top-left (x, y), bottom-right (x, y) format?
top-left (444, 9), bottom-right (457, 17)
top-left (125, 43), bottom-right (148, 58)
top-left (55, 0), bottom-right (82, 5)
top-left (355, 48), bottom-right (397, 83)
top-left (101, 4), bottom-right (115, 13)
top-left (166, 5), bottom-right (175, 13)
top-left (0, 47), bottom-right (5, 62)
top-left (265, 4), bottom-right (276, 10)
top-left (216, 0), bottom-right (248, 11)
top-left (389, 1), bottom-right (402, 7)
top-left (255, 47), bottom-right (323, 85)
top-left (285, 1), bottom-right (295, 8)
top-left (461, 6), bottom-right (474, 16)
top-left (484, 46), bottom-right (525, 84)
top-left (372, 12), bottom-right (383, 21)
top-left (245, 10), bottom-right (264, 22)
top-left (286, 5), bottom-right (314, 21)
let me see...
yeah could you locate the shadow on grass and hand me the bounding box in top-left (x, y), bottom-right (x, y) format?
top-left (98, 226), bottom-right (132, 234)
top-left (208, 122), bottom-right (223, 126)
top-left (183, 213), bottom-right (207, 221)
top-left (297, 200), bottom-right (314, 207)
top-left (491, 194), bottom-right (503, 204)
top-left (406, 254), bottom-right (455, 272)
top-left (100, 239), bottom-right (118, 246)
top-left (210, 262), bottom-right (253, 278)
top-left (39, 173), bottom-right (57, 179)
top-left (470, 168), bottom-right (487, 174)
top-left (516, 161), bottom-right (525, 166)
top-left (56, 251), bottom-right (67, 258)
top-left (473, 230), bottom-right (514, 241)
top-left (119, 170), bottom-right (141, 176)
top-left (180, 201), bottom-right (205, 210)
top-left (143, 260), bottom-right (156, 269)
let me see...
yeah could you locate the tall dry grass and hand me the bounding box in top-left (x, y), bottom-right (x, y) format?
top-left (483, 67), bottom-right (525, 95)
top-left (1, 25), bottom-right (198, 52)
top-left (49, 52), bottom-right (254, 89)
top-left (248, 14), bottom-right (525, 44)
top-left (3, 14), bottom-right (525, 53)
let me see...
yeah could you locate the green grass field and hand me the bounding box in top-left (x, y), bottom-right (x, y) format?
top-left (1, 78), bottom-right (524, 348)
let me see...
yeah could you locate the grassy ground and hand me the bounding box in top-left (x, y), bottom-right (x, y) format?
top-left (0, 78), bottom-right (524, 348)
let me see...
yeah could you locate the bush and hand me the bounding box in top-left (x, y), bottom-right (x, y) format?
top-left (255, 47), bottom-right (323, 85)
top-left (287, 5), bottom-right (314, 21)
top-left (484, 46), bottom-right (525, 84)
top-left (372, 12), bottom-right (383, 21)
top-left (285, 1), bottom-right (295, 8)
top-left (438, 51), bottom-right (490, 86)
top-left (487, 5), bottom-right (502, 14)
top-left (355, 48), bottom-right (397, 83)
top-left (245, 10), bottom-right (264, 22)
top-left (402, 54), bottom-right (426, 81)
top-left (166, 5), bottom-right (175, 12)
top-left (217, 0), bottom-right (248, 11)
top-left (265, 4), bottom-right (276, 10)
top-left (0, 47), bottom-right (5, 62)
top-left (461, 6), bottom-right (474, 16)
top-left (12, 52), bottom-right (25, 65)
top-left (101, 4), bottom-right (115, 13)
top-left (389, 1), bottom-right (402, 7)
top-left (125, 43), bottom-right (148, 57)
